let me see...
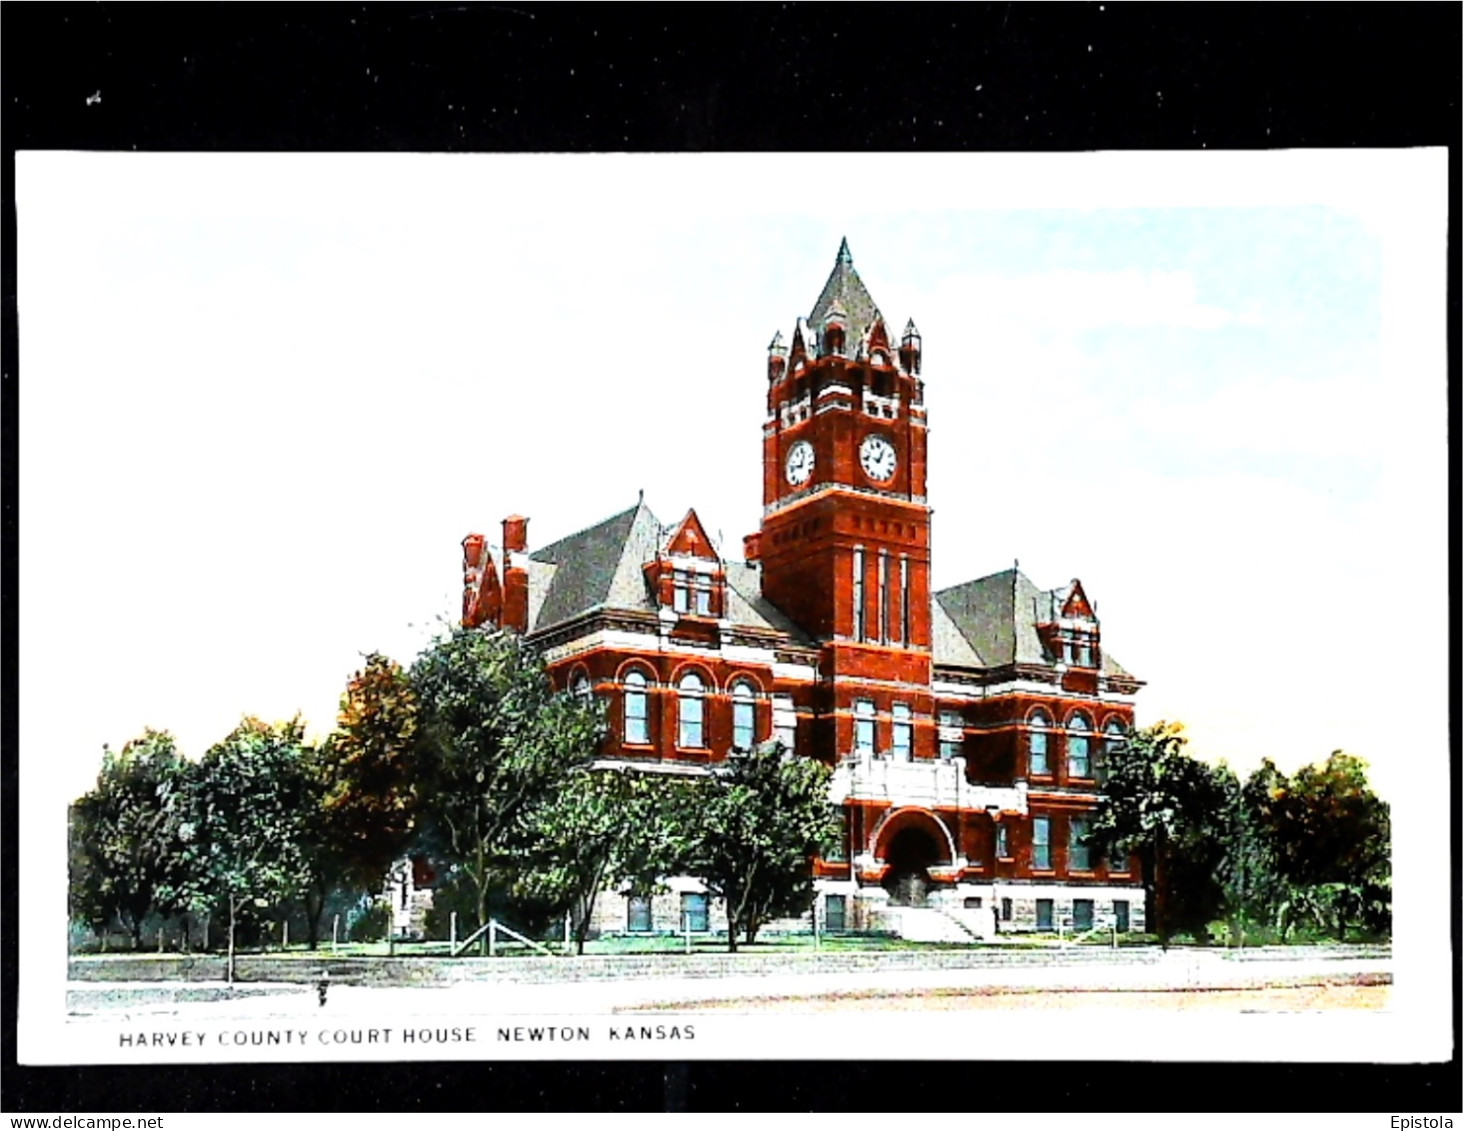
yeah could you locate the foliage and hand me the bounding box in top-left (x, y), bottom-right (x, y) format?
top-left (347, 899), bottom-right (391, 943)
top-left (1087, 722), bottom-right (1235, 945)
top-left (68, 730), bottom-right (191, 948)
top-left (1243, 752), bottom-right (1390, 940)
top-left (322, 654), bottom-right (421, 889)
top-left (515, 767), bottom-right (689, 954)
top-left (409, 626), bottom-right (606, 945)
top-left (177, 716), bottom-right (316, 979)
top-left (674, 742), bottom-right (840, 952)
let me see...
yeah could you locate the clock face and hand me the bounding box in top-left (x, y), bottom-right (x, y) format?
top-left (785, 440), bottom-right (815, 486)
top-left (859, 434), bottom-right (897, 482)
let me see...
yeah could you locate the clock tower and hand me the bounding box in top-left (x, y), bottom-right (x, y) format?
top-left (758, 240), bottom-right (933, 758)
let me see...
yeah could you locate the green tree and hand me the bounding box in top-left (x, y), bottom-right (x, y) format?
top-left (1088, 722), bottom-right (1235, 946)
top-left (178, 717), bottom-right (315, 981)
top-left (677, 742), bottom-right (839, 952)
top-left (1247, 752), bottom-right (1390, 941)
top-left (68, 731), bottom-right (191, 950)
top-left (516, 767), bottom-right (691, 955)
top-left (409, 627), bottom-right (605, 949)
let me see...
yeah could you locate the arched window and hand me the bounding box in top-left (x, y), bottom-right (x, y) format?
top-left (623, 671), bottom-right (649, 745)
top-left (731, 681), bottom-right (757, 752)
top-left (1029, 710), bottom-right (1052, 775)
top-left (1068, 714), bottom-right (1092, 778)
top-left (678, 673), bottom-right (706, 749)
top-left (571, 673), bottom-right (591, 702)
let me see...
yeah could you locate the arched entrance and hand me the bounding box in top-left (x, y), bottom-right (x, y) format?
top-left (881, 825), bottom-right (943, 907)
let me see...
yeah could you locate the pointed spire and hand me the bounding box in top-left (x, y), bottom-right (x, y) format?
top-left (768, 329), bottom-right (786, 355)
top-left (810, 239), bottom-right (881, 349)
top-left (837, 236), bottom-right (853, 265)
top-left (902, 318), bottom-right (920, 342)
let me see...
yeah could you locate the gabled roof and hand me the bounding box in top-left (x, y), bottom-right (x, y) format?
top-left (809, 238), bottom-right (883, 353)
top-left (528, 502), bottom-right (662, 631)
top-left (522, 503), bottom-right (809, 643)
top-left (934, 567), bottom-right (1132, 677)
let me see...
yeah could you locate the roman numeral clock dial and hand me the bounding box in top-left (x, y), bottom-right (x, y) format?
top-left (859, 434), bottom-right (897, 483)
top-left (785, 440), bottom-right (815, 487)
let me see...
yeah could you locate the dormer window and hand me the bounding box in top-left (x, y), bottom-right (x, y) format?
top-left (671, 568), bottom-right (715, 616)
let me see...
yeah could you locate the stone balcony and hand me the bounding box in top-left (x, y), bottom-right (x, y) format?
top-left (829, 751), bottom-right (1028, 814)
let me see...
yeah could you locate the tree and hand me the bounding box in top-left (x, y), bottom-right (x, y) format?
top-left (677, 742), bottom-right (840, 952)
top-left (178, 717), bottom-right (315, 981)
top-left (1247, 752), bottom-right (1390, 941)
top-left (68, 731), bottom-right (191, 949)
top-left (409, 626), bottom-right (605, 948)
top-left (303, 653), bottom-right (422, 948)
top-left (515, 767), bottom-right (689, 955)
top-left (1088, 722), bottom-right (1235, 946)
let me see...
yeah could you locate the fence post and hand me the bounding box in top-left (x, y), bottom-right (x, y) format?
top-left (564, 910), bottom-right (572, 953)
top-left (489, 920), bottom-right (496, 958)
top-left (283, 921), bottom-right (289, 951)
top-left (158, 927), bottom-right (164, 954)
top-left (332, 914), bottom-right (339, 954)
top-left (450, 911), bottom-right (457, 953)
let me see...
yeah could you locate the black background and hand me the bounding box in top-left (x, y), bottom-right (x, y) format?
top-left (3, 2), bottom-right (1459, 1114)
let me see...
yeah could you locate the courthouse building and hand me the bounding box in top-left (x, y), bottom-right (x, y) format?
top-left (459, 241), bottom-right (1146, 939)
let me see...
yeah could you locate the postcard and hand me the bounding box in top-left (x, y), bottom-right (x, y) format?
top-left (17, 149), bottom-right (1451, 1067)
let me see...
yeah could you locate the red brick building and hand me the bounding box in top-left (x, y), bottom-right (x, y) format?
top-left (461, 240), bottom-right (1146, 939)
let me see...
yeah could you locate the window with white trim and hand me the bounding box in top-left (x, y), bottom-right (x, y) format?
top-left (853, 547), bottom-right (866, 641)
top-left (1100, 719), bottom-right (1126, 784)
top-left (854, 699), bottom-right (876, 754)
top-left (623, 671), bottom-right (649, 745)
top-left (678, 672), bottom-right (706, 748)
top-left (1068, 714), bottom-right (1092, 778)
top-left (1029, 710), bottom-right (1052, 775)
top-left (731, 681), bottom-right (757, 751)
top-left (773, 693), bottom-right (797, 749)
top-left (1032, 816), bottom-right (1052, 870)
top-left (891, 703), bottom-right (912, 760)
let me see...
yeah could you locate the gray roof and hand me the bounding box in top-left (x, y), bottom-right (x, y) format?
top-left (523, 503), bottom-right (810, 644)
top-left (528, 503), bottom-right (661, 631)
top-left (809, 238), bottom-right (884, 355)
top-left (934, 567), bottom-right (1132, 677)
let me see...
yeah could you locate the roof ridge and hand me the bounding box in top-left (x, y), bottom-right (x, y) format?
top-left (529, 500), bottom-right (653, 563)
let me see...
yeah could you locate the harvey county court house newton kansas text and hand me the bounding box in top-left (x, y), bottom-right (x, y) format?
top-left (449, 240), bottom-right (1147, 943)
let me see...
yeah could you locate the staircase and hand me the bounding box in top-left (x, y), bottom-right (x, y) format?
top-left (893, 906), bottom-right (984, 944)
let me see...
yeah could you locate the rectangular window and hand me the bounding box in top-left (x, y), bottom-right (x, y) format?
top-left (627, 896), bottom-right (653, 933)
top-left (1073, 898), bottom-right (1094, 932)
top-left (995, 823), bottom-right (1009, 859)
top-left (1030, 728), bottom-right (1049, 775)
top-left (878, 550), bottom-right (890, 642)
top-left (679, 694), bottom-right (703, 749)
top-left (939, 710), bottom-right (962, 760)
top-left (1113, 900), bottom-right (1130, 933)
top-left (695, 585), bottom-right (712, 616)
top-left (895, 555), bottom-right (907, 643)
top-left (853, 548), bottom-right (865, 641)
top-left (1069, 817), bottom-right (1091, 872)
top-left (1032, 816), bottom-right (1051, 870)
top-left (673, 570), bottom-right (690, 613)
top-left (1069, 733), bottom-right (1091, 778)
top-left (963, 896), bottom-right (983, 910)
top-left (680, 892), bottom-right (709, 933)
top-left (854, 699), bottom-right (876, 754)
top-left (625, 684), bottom-right (649, 745)
top-left (1076, 639), bottom-right (1092, 667)
top-left (824, 894), bottom-right (847, 932)
top-left (1036, 898), bottom-right (1054, 931)
top-left (891, 703), bottom-right (912, 760)
top-left (733, 698), bottom-right (756, 752)
top-left (1000, 897), bottom-right (1012, 922)
top-left (773, 694), bottom-right (797, 749)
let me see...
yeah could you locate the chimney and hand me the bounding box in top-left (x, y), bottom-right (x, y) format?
top-left (502, 515), bottom-right (529, 633)
top-left (743, 532), bottom-right (762, 564)
top-left (461, 534), bottom-right (486, 627)
top-left (502, 515), bottom-right (528, 554)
